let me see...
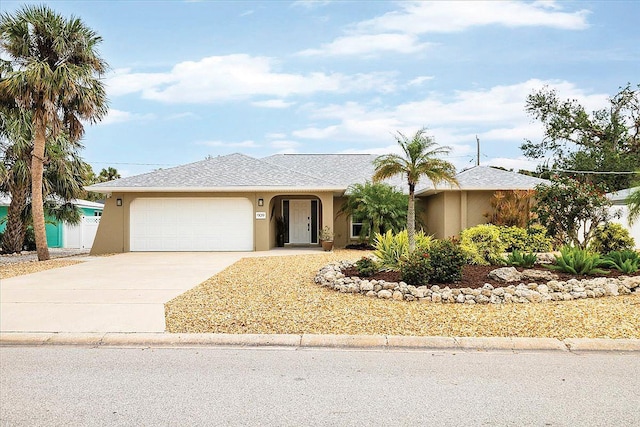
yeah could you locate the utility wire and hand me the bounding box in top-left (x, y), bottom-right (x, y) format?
top-left (87, 161), bottom-right (175, 166)
top-left (542, 168), bottom-right (639, 175)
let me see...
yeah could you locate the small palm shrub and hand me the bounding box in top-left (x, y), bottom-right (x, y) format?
top-left (428, 239), bottom-right (466, 283)
top-left (602, 250), bottom-right (639, 274)
top-left (506, 250), bottom-right (537, 268)
top-left (400, 251), bottom-right (431, 286)
top-left (460, 224), bottom-right (507, 265)
top-left (355, 257), bottom-right (379, 277)
top-left (373, 230), bottom-right (432, 270)
top-left (546, 246), bottom-right (608, 275)
top-left (589, 223), bottom-right (635, 254)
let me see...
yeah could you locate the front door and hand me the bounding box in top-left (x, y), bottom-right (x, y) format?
top-left (289, 200), bottom-right (311, 244)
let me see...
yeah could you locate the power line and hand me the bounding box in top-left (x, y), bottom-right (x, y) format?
top-left (543, 168), bottom-right (639, 175)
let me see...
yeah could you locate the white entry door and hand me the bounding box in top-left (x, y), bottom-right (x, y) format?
top-left (289, 200), bottom-right (311, 244)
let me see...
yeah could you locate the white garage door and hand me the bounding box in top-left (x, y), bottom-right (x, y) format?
top-left (130, 198), bottom-right (253, 251)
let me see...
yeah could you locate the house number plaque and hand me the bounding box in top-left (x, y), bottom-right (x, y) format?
top-left (255, 212), bottom-right (267, 219)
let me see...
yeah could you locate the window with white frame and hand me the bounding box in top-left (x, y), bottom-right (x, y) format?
top-left (350, 214), bottom-right (365, 239)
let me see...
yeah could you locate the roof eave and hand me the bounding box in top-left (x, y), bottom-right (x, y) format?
top-left (85, 186), bottom-right (347, 194)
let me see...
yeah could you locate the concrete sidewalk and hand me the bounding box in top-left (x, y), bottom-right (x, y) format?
top-left (1, 332), bottom-right (638, 352)
top-left (0, 249), bottom-right (323, 333)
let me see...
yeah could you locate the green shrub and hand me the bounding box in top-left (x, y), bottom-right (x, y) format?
top-left (373, 229), bottom-right (432, 270)
top-left (355, 257), bottom-right (379, 277)
top-left (506, 250), bottom-right (537, 268)
top-left (525, 224), bottom-right (553, 252)
top-left (460, 224), bottom-right (506, 265)
top-left (602, 250), bottom-right (639, 274)
top-left (589, 223), bottom-right (635, 254)
top-left (23, 227), bottom-right (36, 251)
top-left (400, 250), bottom-right (431, 286)
top-left (546, 246), bottom-right (608, 275)
top-left (496, 225), bottom-right (553, 253)
top-left (498, 226), bottom-right (528, 252)
top-left (428, 239), bottom-right (466, 283)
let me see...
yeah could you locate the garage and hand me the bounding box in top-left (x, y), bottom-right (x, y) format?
top-left (130, 197), bottom-right (253, 251)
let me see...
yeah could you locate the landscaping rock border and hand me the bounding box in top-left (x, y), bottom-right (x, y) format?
top-left (315, 261), bottom-right (640, 304)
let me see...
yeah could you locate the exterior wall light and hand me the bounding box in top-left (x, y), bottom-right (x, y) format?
top-left (258, 198), bottom-right (264, 206)
top-left (116, 198), bottom-right (123, 206)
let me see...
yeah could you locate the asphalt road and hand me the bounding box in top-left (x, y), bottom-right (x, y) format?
top-left (1, 346), bottom-right (638, 426)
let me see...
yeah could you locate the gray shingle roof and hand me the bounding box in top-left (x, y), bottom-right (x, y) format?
top-left (87, 153), bottom-right (335, 191)
top-left (262, 153), bottom-right (417, 192)
top-left (417, 166), bottom-right (548, 194)
top-left (86, 154), bottom-right (549, 195)
top-left (607, 186), bottom-right (639, 204)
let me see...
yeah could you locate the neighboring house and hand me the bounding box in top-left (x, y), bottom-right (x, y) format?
top-left (85, 153), bottom-right (548, 254)
top-left (607, 187), bottom-right (640, 249)
top-left (0, 195), bottom-right (104, 249)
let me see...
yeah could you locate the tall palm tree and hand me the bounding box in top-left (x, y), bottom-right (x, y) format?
top-left (373, 128), bottom-right (458, 252)
top-left (1, 111), bottom-right (88, 253)
top-left (0, 5), bottom-right (108, 260)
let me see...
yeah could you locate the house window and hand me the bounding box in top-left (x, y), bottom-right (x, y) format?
top-left (350, 214), bottom-right (365, 239)
top-left (311, 200), bottom-right (318, 244)
top-left (94, 211), bottom-right (102, 217)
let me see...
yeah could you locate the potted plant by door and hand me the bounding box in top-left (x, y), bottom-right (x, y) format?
top-left (319, 226), bottom-right (334, 251)
top-left (275, 216), bottom-right (286, 247)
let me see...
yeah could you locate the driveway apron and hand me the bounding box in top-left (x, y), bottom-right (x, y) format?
top-left (0, 252), bottom-right (249, 333)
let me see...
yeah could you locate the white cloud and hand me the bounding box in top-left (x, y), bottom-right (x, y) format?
top-left (291, 79), bottom-right (610, 159)
top-left (197, 140), bottom-right (260, 148)
top-left (106, 55), bottom-right (396, 103)
top-left (251, 99), bottom-right (296, 108)
top-left (487, 156), bottom-right (544, 171)
top-left (302, 1), bottom-right (589, 57)
top-left (99, 109), bottom-right (155, 125)
top-left (291, 0), bottom-right (331, 9)
top-left (298, 33), bottom-right (431, 56)
top-left (408, 76), bottom-right (434, 86)
top-left (356, 1), bottom-right (590, 34)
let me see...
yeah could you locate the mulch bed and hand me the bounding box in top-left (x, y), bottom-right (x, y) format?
top-left (341, 265), bottom-right (640, 290)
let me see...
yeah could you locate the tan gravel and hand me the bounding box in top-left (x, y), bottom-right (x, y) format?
top-left (165, 250), bottom-right (640, 339)
top-left (0, 259), bottom-right (84, 279)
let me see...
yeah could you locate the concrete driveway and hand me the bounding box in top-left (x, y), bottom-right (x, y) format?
top-left (0, 249), bottom-right (322, 333)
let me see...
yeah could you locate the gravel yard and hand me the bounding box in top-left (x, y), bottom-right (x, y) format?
top-left (165, 250), bottom-right (640, 339)
top-left (0, 259), bottom-right (83, 279)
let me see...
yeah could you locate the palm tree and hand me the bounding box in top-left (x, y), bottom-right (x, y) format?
top-left (0, 5), bottom-right (108, 260)
top-left (1, 112), bottom-right (88, 253)
top-left (338, 181), bottom-right (408, 242)
top-left (373, 128), bottom-right (458, 252)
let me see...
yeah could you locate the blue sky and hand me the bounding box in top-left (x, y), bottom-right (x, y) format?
top-left (3, 0), bottom-right (639, 177)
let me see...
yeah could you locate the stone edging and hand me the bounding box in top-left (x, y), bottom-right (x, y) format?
top-left (315, 261), bottom-right (640, 304)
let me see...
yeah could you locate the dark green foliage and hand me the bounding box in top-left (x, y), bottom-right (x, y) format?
top-left (506, 250), bottom-right (537, 268)
top-left (533, 177), bottom-right (612, 249)
top-left (546, 246), bottom-right (608, 275)
top-left (338, 182), bottom-right (408, 242)
top-left (589, 223), bottom-right (635, 254)
top-left (602, 250), bottom-right (639, 274)
top-left (22, 226), bottom-right (36, 251)
top-left (522, 84), bottom-right (640, 192)
top-left (428, 239), bottom-right (465, 283)
top-left (400, 251), bottom-right (431, 286)
top-left (355, 257), bottom-right (379, 277)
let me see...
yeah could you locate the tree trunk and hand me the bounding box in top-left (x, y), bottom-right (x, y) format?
top-left (407, 185), bottom-right (416, 253)
top-left (1, 184), bottom-right (28, 253)
top-left (31, 117), bottom-right (50, 261)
